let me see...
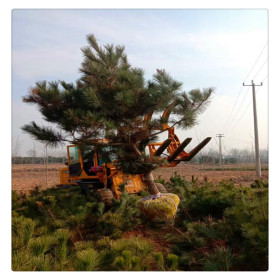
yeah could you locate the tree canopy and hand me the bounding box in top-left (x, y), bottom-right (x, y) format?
top-left (22, 34), bottom-right (214, 174)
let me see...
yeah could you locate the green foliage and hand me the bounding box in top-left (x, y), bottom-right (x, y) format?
top-left (30, 255), bottom-right (53, 271)
top-left (153, 252), bottom-right (179, 271)
top-left (54, 229), bottom-right (71, 263)
top-left (12, 176), bottom-right (268, 271)
top-left (74, 249), bottom-right (100, 271)
top-left (28, 235), bottom-right (55, 256)
top-left (165, 174), bottom-right (242, 220)
top-left (74, 240), bottom-right (95, 251)
top-left (251, 179), bottom-right (268, 189)
top-left (162, 174), bottom-right (268, 271)
top-left (153, 252), bottom-right (165, 270)
top-left (203, 247), bottom-right (232, 271)
top-left (110, 238), bottom-right (153, 271)
top-left (22, 34), bottom-right (213, 174)
top-left (166, 253), bottom-right (179, 271)
top-left (12, 215), bottom-right (36, 250)
top-left (113, 250), bottom-right (142, 271)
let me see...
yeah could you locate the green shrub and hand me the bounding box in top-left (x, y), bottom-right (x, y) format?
top-left (74, 249), bottom-right (100, 271)
top-left (11, 178), bottom-right (268, 271)
top-left (30, 255), bottom-right (52, 271)
top-left (53, 229), bottom-right (71, 263)
top-left (74, 240), bottom-right (95, 251)
top-left (166, 253), bottom-right (179, 271)
top-left (98, 237), bottom-right (153, 271)
top-left (12, 215), bottom-right (36, 250)
top-left (28, 235), bottom-right (55, 256)
top-left (153, 252), bottom-right (165, 270)
top-left (203, 247), bottom-right (232, 271)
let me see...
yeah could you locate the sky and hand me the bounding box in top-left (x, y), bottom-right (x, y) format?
top-left (12, 9), bottom-right (268, 156)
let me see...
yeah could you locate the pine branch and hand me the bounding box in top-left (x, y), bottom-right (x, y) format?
top-left (21, 122), bottom-right (69, 146)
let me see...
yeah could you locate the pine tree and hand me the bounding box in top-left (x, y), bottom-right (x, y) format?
top-left (22, 34), bottom-right (214, 194)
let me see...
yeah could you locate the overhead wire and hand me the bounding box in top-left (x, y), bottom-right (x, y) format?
top-left (225, 73), bottom-right (268, 154)
top-left (261, 74), bottom-right (268, 84)
top-left (222, 42), bottom-right (268, 132)
top-left (226, 84), bottom-right (264, 134)
top-left (243, 42), bottom-right (268, 83)
top-left (252, 59), bottom-right (268, 80)
top-left (223, 86), bottom-right (250, 133)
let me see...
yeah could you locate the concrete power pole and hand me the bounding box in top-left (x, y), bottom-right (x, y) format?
top-left (216, 134), bottom-right (224, 166)
top-left (45, 144), bottom-right (48, 186)
top-left (243, 80), bottom-right (262, 177)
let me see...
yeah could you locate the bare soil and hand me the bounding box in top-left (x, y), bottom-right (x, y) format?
top-left (12, 163), bottom-right (268, 193)
top-left (12, 163), bottom-right (64, 193)
top-left (153, 163), bottom-right (268, 186)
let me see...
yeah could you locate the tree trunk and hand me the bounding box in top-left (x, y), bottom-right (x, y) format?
top-left (130, 142), bottom-right (160, 195)
top-left (143, 172), bottom-right (160, 195)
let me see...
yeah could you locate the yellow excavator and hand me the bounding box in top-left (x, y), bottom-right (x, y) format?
top-left (58, 107), bottom-right (211, 203)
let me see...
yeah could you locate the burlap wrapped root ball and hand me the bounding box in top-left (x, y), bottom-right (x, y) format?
top-left (137, 193), bottom-right (180, 220)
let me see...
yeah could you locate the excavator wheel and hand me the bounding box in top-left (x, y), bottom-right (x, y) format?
top-left (97, 188), bottom-right (114, 205)
top-left (155, 183), bottom-right (168, 193)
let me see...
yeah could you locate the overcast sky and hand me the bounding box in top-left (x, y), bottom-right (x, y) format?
top-left (12, 9), bottom-right (268, 156)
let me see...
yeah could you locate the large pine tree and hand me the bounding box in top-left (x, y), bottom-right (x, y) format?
top-left (22, 34), bottom-right (214, 194)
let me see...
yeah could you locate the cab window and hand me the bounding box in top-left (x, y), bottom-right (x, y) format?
top-left (69, 146), bottom-right (79, 164)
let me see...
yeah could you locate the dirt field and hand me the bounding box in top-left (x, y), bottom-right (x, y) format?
top-left (153, 163), bottom-right (268, 186)
top-left (12, 163), bottom-right (268, 193)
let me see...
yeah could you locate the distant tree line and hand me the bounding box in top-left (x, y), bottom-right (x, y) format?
top-left (190, 148), bottom-right (268, 165)
top-left (12, 148), bottom-right (268, 165)
top-left (12, 156), bottom-right (66, 165)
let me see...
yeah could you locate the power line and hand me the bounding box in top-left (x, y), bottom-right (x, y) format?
top-left (252, 59), bottom-right (268, 80)
top-left (222, 86), bottom-right (244, 130)
top-left (223, 86), bottom-right (250, 133)
top-left (227, 100), bottom-right (252, 133)
top-left (261, 74), bottom-right (268, 84)
top-left (223, 42), bottom-right (268, 130)
top-left (226, 85), bottom-right (263, 134)
top-left (243, 42), bottom-right (268, 83)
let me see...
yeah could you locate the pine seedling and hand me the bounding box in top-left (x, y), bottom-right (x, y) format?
top-left (12, 216), bottom-right (36, 249)
top-left (203, 247), bottom-right (232, 271)
top-left (74, 248), bottom-right (100, 271)
top-left (54, 229), bottom-right (71, 263)
top-left (28, 235), bottom-right (56, 256)
top-left (154, 252), bottom-right (165, 271)
top-left (131, 256), bottom-right (141, 271)
top-left (74, 241), bottom-right (95, 251)
top-left (166, 253), bottom-right (179, 271)
top-left (31, 255), bottom-right (52, 271)
top-left (113, 256), bottom-right (126, 271)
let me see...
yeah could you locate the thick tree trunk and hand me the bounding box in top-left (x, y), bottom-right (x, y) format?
top-left (143, 172), bottom-right (160, 195)
top-left (130, 142), bottom-right (160, 195)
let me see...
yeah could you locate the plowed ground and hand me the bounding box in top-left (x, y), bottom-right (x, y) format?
top-left (12, 163), bottom-right (268, 193)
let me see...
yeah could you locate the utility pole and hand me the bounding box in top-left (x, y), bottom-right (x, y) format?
top-left (45, 144), bottom-right (48, 186)
top-left (243, 80), bottom-right (262, 177)
top-left (216, 134), bottom-right (224, 166)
